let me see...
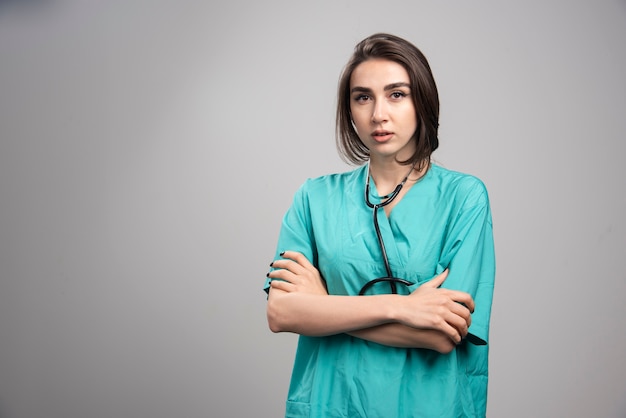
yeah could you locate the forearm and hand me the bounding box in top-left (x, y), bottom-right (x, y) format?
top-left (267, 288), bottom-right (398, 336)
top-left (348, 324), bottom-right (456, 353)
top-left (267, 262), bottom-right (472, 344)
top-left (268, 288), bottom-right (461, 353)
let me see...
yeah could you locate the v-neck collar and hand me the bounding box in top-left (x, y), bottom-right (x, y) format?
top-left (365, 164), bottom-right (431, 218)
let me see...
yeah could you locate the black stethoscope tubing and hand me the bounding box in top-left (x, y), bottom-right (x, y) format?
top-left (360, 167), bottom-right (415, 295)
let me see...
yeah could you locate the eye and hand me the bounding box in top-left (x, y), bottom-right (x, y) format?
top-left (390, 91), bottom-right (408, 100)
top-left (353, 94), bottom-right (371, 103)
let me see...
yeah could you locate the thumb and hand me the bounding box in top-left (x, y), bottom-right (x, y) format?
top-left (423, 269), bottom-right (449, 288)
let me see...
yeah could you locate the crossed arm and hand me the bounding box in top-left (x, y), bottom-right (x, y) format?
top-left (266, 251), bottom-right (475, 354)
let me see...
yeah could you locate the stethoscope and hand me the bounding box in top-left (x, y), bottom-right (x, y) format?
top-left (358, 163), bottom-right (416, 295)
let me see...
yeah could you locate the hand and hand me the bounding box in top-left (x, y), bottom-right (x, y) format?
top-left (268, 251), bottom-right (328, 296)
top-left (396, 269), bottom-right (475, 345)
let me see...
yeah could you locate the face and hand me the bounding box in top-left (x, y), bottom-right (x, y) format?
top-left (349, 59), bottom-right (417, 164)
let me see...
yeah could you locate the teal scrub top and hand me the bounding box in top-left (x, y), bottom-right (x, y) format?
top-left (265, 164), bottom-right (496, 418)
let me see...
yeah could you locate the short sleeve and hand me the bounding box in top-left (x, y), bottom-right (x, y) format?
top-left (437, 178), bottom-right (496, 344)
top-left (263, 181), bottom-right (317, 294)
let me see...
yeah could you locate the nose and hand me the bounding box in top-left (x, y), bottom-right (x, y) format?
top-left (371, 100), bottom-right (389, 124)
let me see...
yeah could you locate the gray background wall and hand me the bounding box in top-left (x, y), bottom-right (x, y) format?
top-left (1, 1), bottom-right (625, 417)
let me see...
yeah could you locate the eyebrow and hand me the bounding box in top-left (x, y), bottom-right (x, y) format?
top-left (350, 82), bottom-right (411, 93)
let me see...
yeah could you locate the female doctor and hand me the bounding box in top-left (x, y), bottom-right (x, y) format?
top-left (265, 33), bottom-right (495, 418)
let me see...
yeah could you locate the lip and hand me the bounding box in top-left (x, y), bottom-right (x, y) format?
top-left (371, 130), bottom-right (394, 143)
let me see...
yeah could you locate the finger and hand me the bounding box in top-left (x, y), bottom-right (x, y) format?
top-left (418, 307), bottom-right (463, 345)
top-left (448, 290), bottom-right (475, 313)
top-left (434, 288), bottom-right (474, 314)
top-left (271, 258), bottom-right (305, 276)
top-left (422, 269), bottom-right (448, 288)
top-left (268, 267), bottom-right (297, 284)
top-left (446, 314), bottom-right (470, 344)
top-left (445, 304), bottom-right (471, 335)
top-left (427, 301), bottom-right (469, 342)
top-left (280, 251), bottom-right (315, 270)
top-left (421, 297), bottom-right (470, 342)
top-left (269, 279), bottom-right (296, 293)
top-left (437, 318), bottom-right (463, 345)
top-left (442, 297), bottom-right (473, 328)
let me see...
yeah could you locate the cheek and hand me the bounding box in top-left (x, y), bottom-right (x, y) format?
top-left (351, 107), bottom-right (370, 128)
top-left (349, 111), bottom-right (363, 132)
top-left (403, 111), bottom-right (418, 132)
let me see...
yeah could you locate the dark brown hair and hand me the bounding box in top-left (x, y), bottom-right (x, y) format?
top-left (336, 33), bottom-right (439, 169)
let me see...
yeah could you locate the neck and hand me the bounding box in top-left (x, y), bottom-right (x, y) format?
top-left (368, 159), bottom-right (427, 196)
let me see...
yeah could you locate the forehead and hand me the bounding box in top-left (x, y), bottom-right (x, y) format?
top-left (350, 58), bottom-right (410, 88)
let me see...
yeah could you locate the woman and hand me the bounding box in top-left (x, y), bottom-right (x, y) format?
top-left (264, 33), bottom-right (495, 417)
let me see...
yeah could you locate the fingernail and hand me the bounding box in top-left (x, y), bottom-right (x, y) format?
top-left (279, 251), bottom-right (285, 256)
top-left (270, 262), bottom-right (274, 267)
top-left (266, 272), bottom-right (270, 277)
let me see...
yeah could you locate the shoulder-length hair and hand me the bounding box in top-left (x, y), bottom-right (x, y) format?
top-left (336, 33), bottom-right (440, 169)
